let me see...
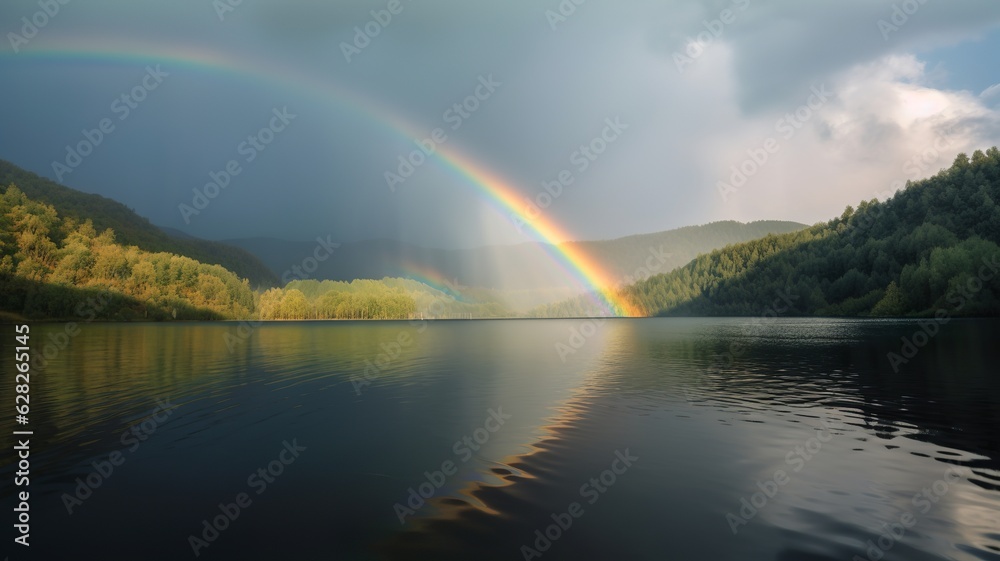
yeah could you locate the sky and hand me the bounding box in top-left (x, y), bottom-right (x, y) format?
top-left (1, 0), bottom-right (1000, 249)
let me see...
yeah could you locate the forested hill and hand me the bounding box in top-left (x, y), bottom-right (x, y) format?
top-left (0, 185), bottom-right (256, 320)
top-left (0, 160), bottom-right (277, 287)
top-left (563, 220), bottom-right (806, 281)
top-left (624, 148), bottom-right (1000, 317)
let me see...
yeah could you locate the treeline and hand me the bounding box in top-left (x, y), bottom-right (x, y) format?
top-left (258, 281), bottom-right (416, 320)
top-left (0, 160), bottom-right (278, 287)
top-left (14, 146), bottom-right (997, 322)
top-left (622, 148), bottom-right (1000, 317)
top-left (0, 185), bottom-right (256, 320)
top-left (256, 279), bottom-right (513, 320)
top-left (0, 186), bottom-right (516, 321)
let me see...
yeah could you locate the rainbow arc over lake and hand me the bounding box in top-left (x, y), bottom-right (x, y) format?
top-left (397, 260), bottom-right (466, 301)
top-left (5, 38), bottom-right (641, 316)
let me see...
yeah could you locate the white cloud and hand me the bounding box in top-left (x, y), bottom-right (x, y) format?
top-left (703, 53), bottom-right (1000, 226)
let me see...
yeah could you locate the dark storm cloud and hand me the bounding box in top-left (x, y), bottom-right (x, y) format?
top-left (1, 1), bottom-right (999, 246)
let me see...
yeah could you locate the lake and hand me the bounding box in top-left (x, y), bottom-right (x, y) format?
top-left (2, 318), bottom-right (998, 560)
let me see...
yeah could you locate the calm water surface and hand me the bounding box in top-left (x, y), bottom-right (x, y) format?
top-left (1, 318), bottom-right (998, 560)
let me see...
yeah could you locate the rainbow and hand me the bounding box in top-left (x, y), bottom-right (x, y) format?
top-left (397, 260), bottom-right (466, 301)
top-left (3, 37), bottom-right (641, 316)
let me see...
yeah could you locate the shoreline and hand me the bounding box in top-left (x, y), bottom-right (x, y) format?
top-left (4, 315), bottom-right (1000, 325)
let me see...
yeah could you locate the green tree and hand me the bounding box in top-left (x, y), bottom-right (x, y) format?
top-left (279, 289), bottom-right (310, 319)
top-left (871, 282), bottom-right (908, 317)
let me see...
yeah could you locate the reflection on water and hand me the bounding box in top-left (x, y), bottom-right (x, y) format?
top-left (1, 318), bottom-right (998, 560)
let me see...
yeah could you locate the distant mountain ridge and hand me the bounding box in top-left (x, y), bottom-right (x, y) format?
top-left (225, 220), bottom-right (808, 291)
top-left (0, 160), bottom-right (278, 287)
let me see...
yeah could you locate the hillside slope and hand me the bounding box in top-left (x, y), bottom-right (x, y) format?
top-left (623, 148), bottom-right (1000, 317)
top-left (0, 185), bottom-right (256, 320)
top-left (0, 160), bottom-right (277, 287)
